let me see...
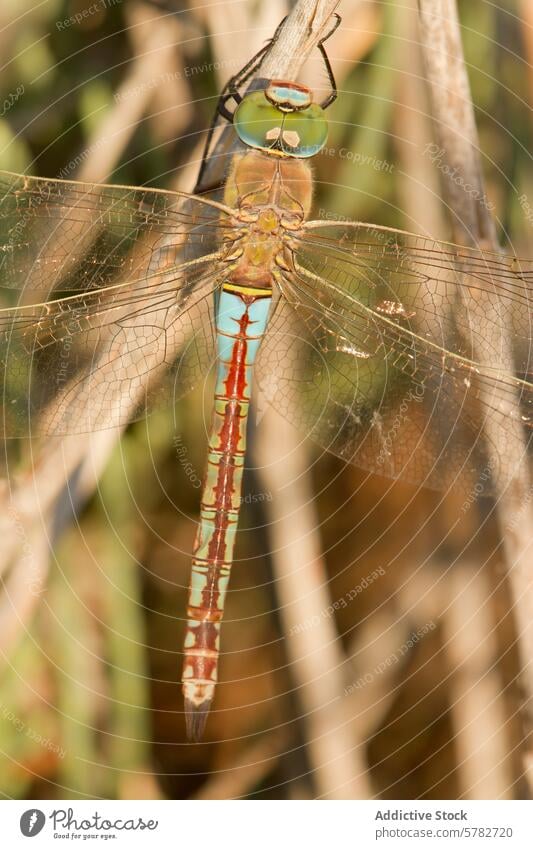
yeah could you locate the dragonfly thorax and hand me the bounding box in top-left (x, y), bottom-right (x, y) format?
top-left (225, 218), bottom-right (283, 289)
top-left (222, 149), bottom-right (312, 290)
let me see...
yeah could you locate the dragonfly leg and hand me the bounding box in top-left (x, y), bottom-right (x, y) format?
top-left (216, 14), bottom-right (289, 120)
top-left (182, 286), bottom-right (272, 740)
top-left (195, 18), bottom-right (289, 193)
top-left (317, 13), bottom-right (341, 109)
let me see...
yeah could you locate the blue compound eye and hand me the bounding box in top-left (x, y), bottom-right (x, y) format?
top-left (234, 90), bottom-right (328, 158)
top-left (234, 91), bottom-right (282, 151)
top-left (278, 103), bottom-right (328, 157)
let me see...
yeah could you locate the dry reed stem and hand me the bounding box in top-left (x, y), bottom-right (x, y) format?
top-left (78, 5), bottom-right (183, 183)
top-left (192, 732), bottom-right (286, 799)
top-left (398, 563), bottom-right (513, 798)
top-left (259, 0), bottom-right (341, 78)
top-left (333, 0), bottom-right (380, 68)
top-left (193, 0), bottom-right (287, 88)
top-left (0, 523), bottom-right (50, 659)
top-left (126, 3), bottom-right (193, 145)
top-left (417, 0), bottom-right (496, 243)
top-left (344, 611), bottom-right (413, 743)
top-left (418, 0), bottom-right (533, 793)
top-left (443, 565), bottom-right (513, 799)
top-left (256, 409), bottom-right (372, 800)
top-left (398, 0), bottom-right (511, 797)
top-left (519, 0), bottom-right (533, 118)
top-left (392, 0), bottom-right (446, 238)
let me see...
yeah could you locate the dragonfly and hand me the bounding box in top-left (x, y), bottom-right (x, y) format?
top-left (0, 15), bottom-right (532, 741)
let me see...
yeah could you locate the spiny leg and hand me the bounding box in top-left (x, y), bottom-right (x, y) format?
top-left (195, 17), bottom-right (288, 194)
top-left (317, 13), bottom-right (341, 109)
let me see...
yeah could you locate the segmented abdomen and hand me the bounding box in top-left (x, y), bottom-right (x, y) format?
top-left (182, 284), bottom-right (271, 739)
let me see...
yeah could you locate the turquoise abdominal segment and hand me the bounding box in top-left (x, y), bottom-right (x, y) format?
top-left (234, 90), bottom-right (328, 158)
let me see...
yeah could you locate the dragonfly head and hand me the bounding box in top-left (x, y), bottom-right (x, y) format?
top-left (233, 81), bottom-right (328, 158)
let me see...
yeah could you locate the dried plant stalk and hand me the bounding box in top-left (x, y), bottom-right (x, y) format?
top-left (418, 0), bottom-right (533, 793)
top-left (443, 565), bottom-right (513, 799)
top-left (256, 409), bottom-right (372, 800)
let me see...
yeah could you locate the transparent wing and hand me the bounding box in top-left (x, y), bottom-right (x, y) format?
top-left (0, 169), bottom-right (233, 293)
top-left (256, 222), bottom-right (533, 493)
top-left (0, 170), bottom-right (236, 436)
top-left (0, 256), bottom-right (222, 436)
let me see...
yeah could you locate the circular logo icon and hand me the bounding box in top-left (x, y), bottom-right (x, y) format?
top-left (20, 809), bottom-right (46, 837)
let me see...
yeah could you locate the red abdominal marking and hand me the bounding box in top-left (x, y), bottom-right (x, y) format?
top-left (183, 291), bottom-right (272, 739)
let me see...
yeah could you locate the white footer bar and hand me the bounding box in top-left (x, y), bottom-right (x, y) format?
top-left (3, 799), bottom-right (532, 848)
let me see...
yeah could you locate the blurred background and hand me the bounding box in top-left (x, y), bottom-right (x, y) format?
top-left (0, 0), bottom-right (532, 800)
